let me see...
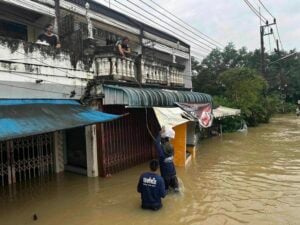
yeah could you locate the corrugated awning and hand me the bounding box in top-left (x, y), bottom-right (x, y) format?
top-left (213, 106), bottom-right (241, 118)
top-left (103, 85), bottom-right (212, 107)
top-left (153, 107), bottom-right (189, 128)
top-left (0, 100), bottom-right (120, 141)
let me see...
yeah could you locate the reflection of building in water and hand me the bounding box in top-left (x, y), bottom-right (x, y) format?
top-left (0, 0), bottom-right (212, 186)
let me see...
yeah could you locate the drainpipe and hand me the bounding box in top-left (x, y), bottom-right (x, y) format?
top-left (54, 0), bottom-right (60, 35)
top-left (139, 28), bottom-right (144, 83)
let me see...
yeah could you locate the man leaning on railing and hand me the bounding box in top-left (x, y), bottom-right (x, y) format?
top-left (37, 24), bottom-right (61, 49)
top-left (115, 37), bottom-right (131, 58)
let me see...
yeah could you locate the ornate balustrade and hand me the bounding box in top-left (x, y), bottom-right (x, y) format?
top-left (141, 60), bottom-right (168, 85)
top-left (95, 46), bottom-right (136, 81)
top-left (95, 47), bottom-right (185, 86)
top-left (140, 58), bottom-right (185, 86)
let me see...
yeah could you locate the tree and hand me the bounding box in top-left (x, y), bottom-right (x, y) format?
top-left (218, 68), bottom-right (270, 125)
top-left (192, 43), bottom-right (300, 107)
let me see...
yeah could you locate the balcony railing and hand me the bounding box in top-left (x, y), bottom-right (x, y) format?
top-left (140, 58), bottom-right (185, 86)
top-left (95, 46), bottom-right (136, 81)
top-left (141, 60), bottom-right (168, 85)
top-left (0, 36), bottom-right (92, 76)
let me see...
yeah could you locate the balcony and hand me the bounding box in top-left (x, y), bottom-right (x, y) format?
top-left (0, 36), bottom-right (93, 99)
top-left (140, 57), bottom-right (185, 87)
top-left (95, 46), bottom-right (136, 82)
top-left (95, 46), bottom-right (185, 87)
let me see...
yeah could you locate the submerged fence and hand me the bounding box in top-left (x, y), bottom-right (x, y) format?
top-left (0, 133), bottom-right (54, 186)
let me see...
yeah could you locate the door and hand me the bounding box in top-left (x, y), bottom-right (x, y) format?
top-left (65, 127), bottom-right (87, 170)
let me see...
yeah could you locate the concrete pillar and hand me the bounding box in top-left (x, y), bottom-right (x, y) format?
top-left (53, 131), bottom-right (64, 173)
top-left (116, 58), bottom-right (121, 75)
top-left (130, 61), bottom-right (135, 77)
top-left (96, 58), bottom-right (102, 76)
top-left (121, 59), bottom-right (126, 76)
top-left (111, 57), bottom-right (116, 75)
top-left (103, 58), bottom-right (110, 75)
top-left (141, 59), bottom-right (145, 83)
top-left (125, 59), bottom-right (129, 77)
top-left (85, 125), bottom-right (98, 177)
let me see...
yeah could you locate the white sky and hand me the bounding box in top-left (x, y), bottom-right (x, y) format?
top-left (96, 0), bottom-right (300, 59)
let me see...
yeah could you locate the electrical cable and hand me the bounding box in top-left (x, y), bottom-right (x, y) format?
top-left (257, 0), bottom-right (284, 50)
top-left (148, 0), bottom-right (224, 48)
top-left (243, 0), bottom-right (268, 22)
top-left (275, 23), bottom-right (284, 50)
top-left (0, 82), bottom-right (74, 96)
top-left (258, 0), bottom-right (275, 18)
top-left (113, 0), bottom-right (212, 52)
top-left (267, 27), bottom-right (272, 53)
top-left (93, 0), bottom-right (210, 59)
top-left (138, 0), bottom-right (221, 49)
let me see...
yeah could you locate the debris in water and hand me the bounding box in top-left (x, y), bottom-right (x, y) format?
top-left (33, 214), bottom-right (38, 221)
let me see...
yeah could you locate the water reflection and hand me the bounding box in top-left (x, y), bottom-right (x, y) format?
top-left (0, 115), bottom-right (300, 225)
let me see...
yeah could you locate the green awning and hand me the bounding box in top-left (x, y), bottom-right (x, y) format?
top-left (102, 85), bottom-right (212, 107)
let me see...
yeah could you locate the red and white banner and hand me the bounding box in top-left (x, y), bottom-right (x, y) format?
top-left (176, 103), bottom-right (213, 128)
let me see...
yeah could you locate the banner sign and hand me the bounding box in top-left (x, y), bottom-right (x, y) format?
top-left (175, 103), bottom-right (213, 128)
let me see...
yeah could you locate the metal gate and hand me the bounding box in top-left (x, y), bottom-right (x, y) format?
top-left (0, 133), bottom-right (54, 186)
top-left (97, 107), bottom-right (160, 176)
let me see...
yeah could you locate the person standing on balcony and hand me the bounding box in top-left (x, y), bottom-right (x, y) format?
top-left (137, 159), bottom-right (166, 211)
top-left (38, 24), bottom-right (61, 49)
top-left (115, 37), bottom-right (130, 58)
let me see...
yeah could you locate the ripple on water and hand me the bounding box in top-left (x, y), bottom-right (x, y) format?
top-left (1, 114), bottom-right (300, 225)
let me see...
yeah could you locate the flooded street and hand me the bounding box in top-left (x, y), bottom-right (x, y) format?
top-left (1, 114), bottom-right (300, 225)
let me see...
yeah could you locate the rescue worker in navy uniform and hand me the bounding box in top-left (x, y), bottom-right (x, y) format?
top-left (137, 159), bottom-right (166, 210)
top-left (155, 132), bottom-right (179, 192)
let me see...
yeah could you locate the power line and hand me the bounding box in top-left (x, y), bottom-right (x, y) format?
top-left (97, 0), bottom-right (210, 60)
top-left (0, 68), bottom-right (84, 87)
top-left (0, 45), bottom-right (88, 82)
top-left (243, 0), bottom-right (268, 22)
top-left (0, 82), bottom-right (74, 96)
top-left (138, 0), bottom-right (222, 49)
top-left (275, 23), bottom-right (284, 50)
top-left (126, 0), bottom-right (216, 50)
top-left (257, 0), bottom-right (284, 51)
top-left (113, 0), bottom-right (212, 53)
top-left (267, 27), bottom-right (272, 53)
top-left (97, 0), bottom-right (209, 59)
top-left (148, 0), bottom-right (224, 48)
top-left (258, 0), bottom-right (275, 18)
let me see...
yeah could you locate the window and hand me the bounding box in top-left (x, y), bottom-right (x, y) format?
top-left (0, 19), bottom-right (27, 41)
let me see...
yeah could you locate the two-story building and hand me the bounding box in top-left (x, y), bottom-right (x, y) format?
top-left (0, 0), bottom-right (212, 185)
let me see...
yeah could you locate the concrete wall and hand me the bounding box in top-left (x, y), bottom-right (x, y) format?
top-left (0, 37), bottom-right (93, 99)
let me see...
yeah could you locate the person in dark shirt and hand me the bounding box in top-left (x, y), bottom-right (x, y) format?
top-left (155, 133), bottom-right (179, 193)
top-left (137, 159), bottom-right (166, 210)
top-left (115, 37), bottom-right (130, 58)
top-left (38, 24), bottom-right (61, 48)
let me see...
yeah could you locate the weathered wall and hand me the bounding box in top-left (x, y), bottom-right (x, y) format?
top-left (0, 37), bottom-right (93, 99)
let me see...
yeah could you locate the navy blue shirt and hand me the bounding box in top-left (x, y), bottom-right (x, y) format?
top-left (137, 172), bottom-right (166, 208)
top-left (155, 135), bottom-right (177, 178)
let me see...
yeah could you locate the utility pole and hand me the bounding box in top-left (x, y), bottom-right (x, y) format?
top-left (260, 19), bottom-right (276, 75)
top-left (260, 25), bottom-right (265, 74)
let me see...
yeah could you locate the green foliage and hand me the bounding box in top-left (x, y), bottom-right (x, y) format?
top-left (192, 43), bottom-right (300, 127)
top-left (218, 68), bottom-right (269, 126)
top-left (218, 117), bottom-right (243, 132)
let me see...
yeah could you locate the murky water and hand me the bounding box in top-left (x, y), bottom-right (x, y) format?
top-left (1, 115), bottom-right (300, 225)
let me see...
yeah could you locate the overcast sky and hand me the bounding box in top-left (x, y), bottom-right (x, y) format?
top-left (97, 0), bottom-right (299, 59)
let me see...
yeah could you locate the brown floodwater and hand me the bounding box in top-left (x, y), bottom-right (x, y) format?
top-left (1, 114), bottom-right (300, 225)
